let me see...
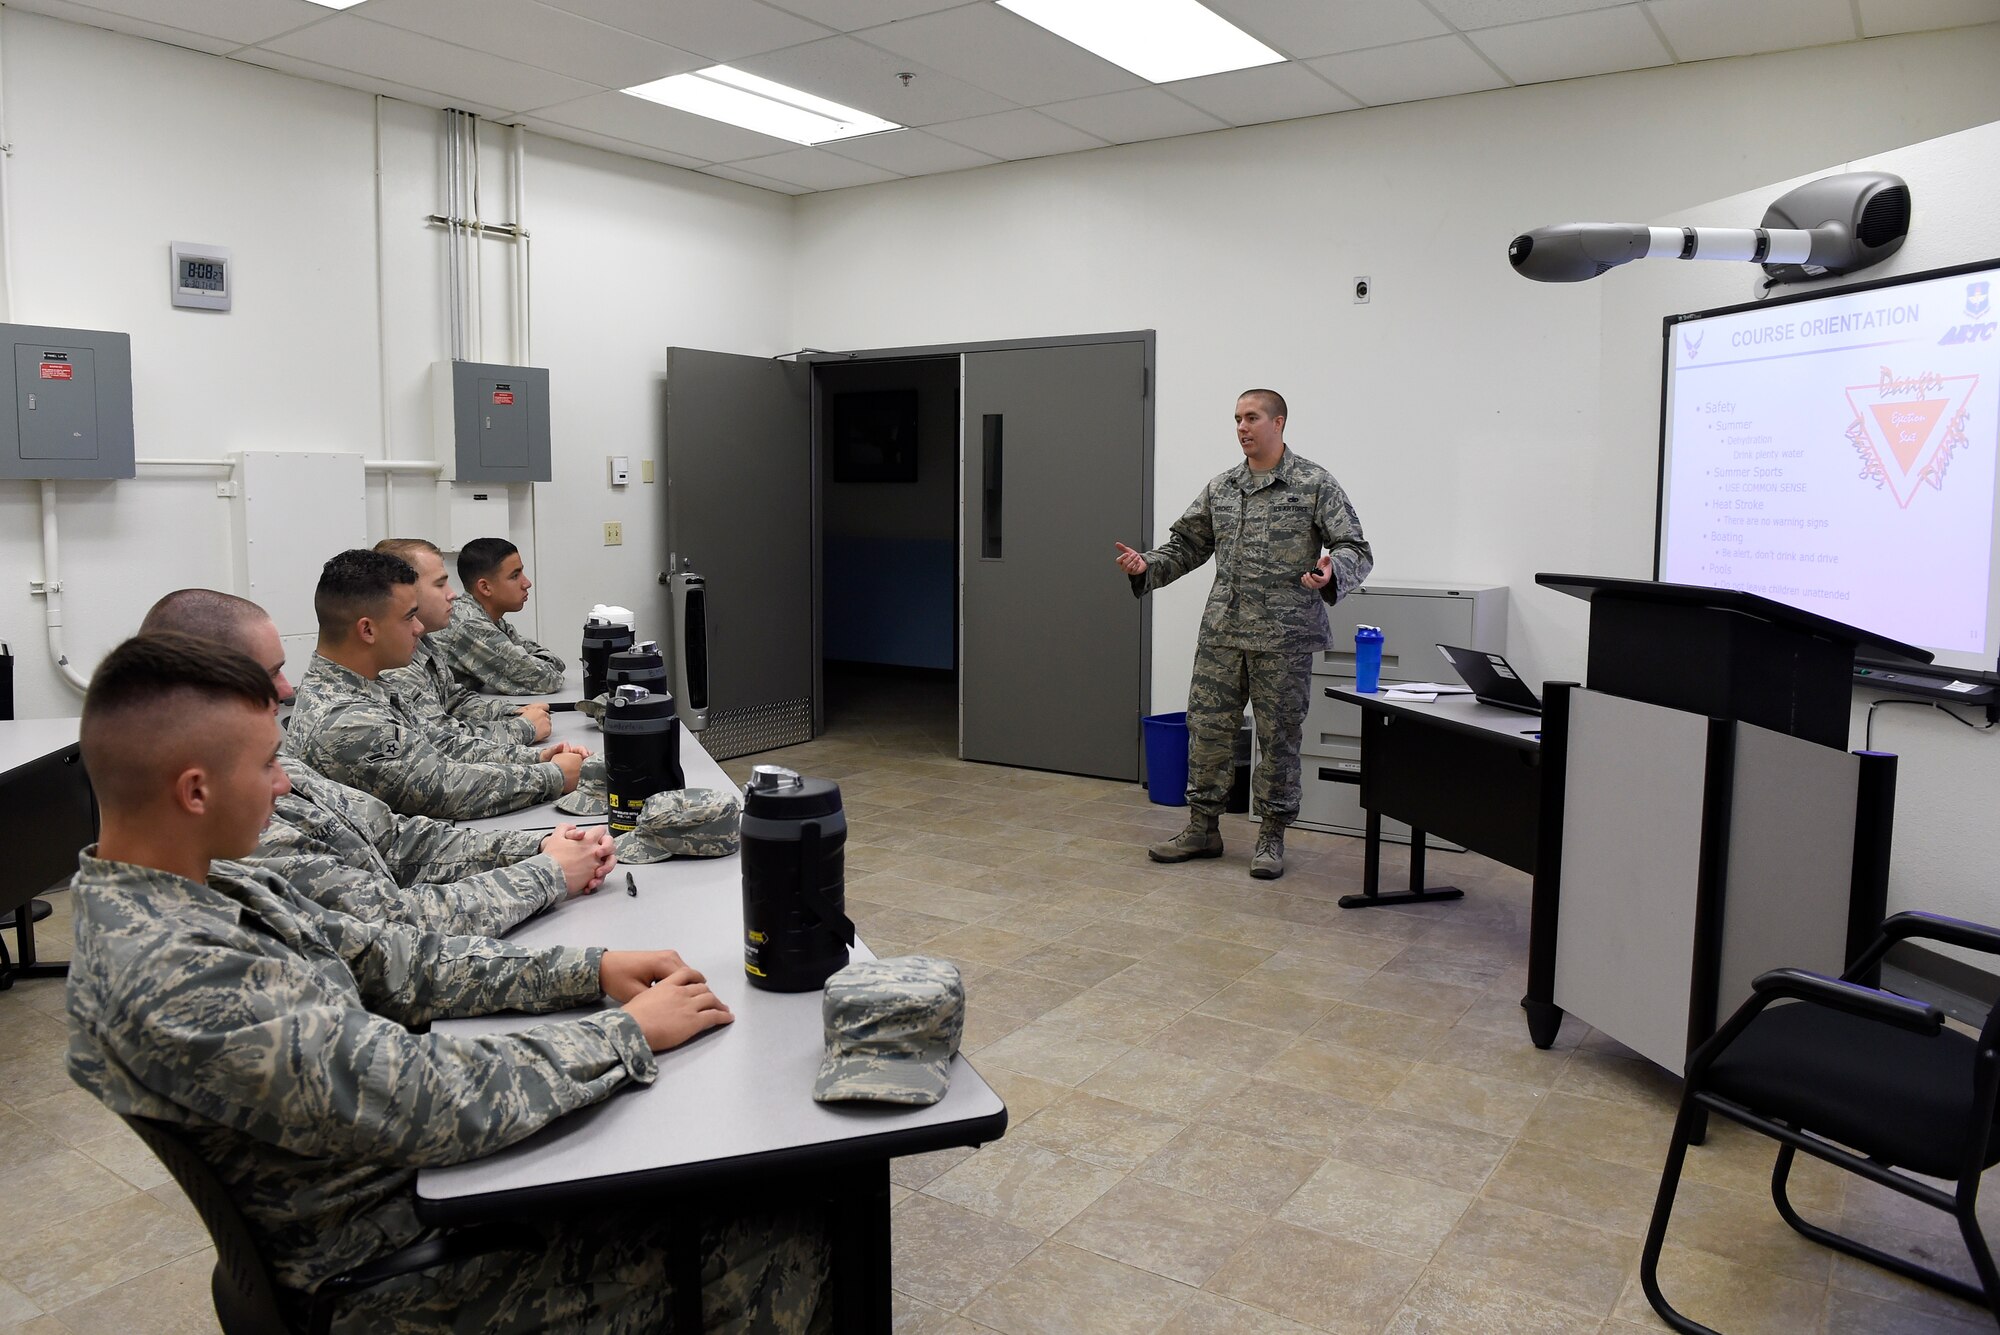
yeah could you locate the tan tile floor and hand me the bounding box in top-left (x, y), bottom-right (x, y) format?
top-left (2, 667), bottom-right (1995, 1333)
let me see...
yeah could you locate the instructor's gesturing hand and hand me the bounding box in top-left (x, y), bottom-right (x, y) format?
top-left (1302, 554), bottom-right (1333, 590)
top-left (1114, 542), bottom-right (1148, 576)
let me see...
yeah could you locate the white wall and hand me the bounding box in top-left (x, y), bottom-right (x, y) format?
top-left (1599, 120), bottom-right (2000, 928)
top-left (789, 25), bottom-right (2000, 713)
top-left (0, 10), bottom-right (794, 718)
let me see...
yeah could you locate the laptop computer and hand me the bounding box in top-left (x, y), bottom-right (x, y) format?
top-left (1436, 644), bottom-right (1542, 715)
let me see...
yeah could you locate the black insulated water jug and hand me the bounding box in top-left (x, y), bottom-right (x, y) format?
top-left (740, 765), bottom-right (853, 992)
top-left (606, 641), bottom-right (667, 699)
top-left (581, 617), bottom-right (635, 700)
top-left (604, 684), bottom-right (684, 836)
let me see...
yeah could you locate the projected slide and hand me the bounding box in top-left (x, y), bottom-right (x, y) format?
top-left (1659, 268), bottom-right (2000, 660)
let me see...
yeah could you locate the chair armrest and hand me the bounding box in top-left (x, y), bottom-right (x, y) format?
top-left (1752, 967), bottom-right (1944, 1036)
top-left (1879, 911), bottom-right (2000, 959)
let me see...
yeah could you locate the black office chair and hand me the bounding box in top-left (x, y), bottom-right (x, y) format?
top-left (123, 1114), bottom-right (523, 1335)
top-left (1640, 911), bottom-right (2000, 1333)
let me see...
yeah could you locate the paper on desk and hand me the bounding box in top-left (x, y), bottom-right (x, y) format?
top-left (1382, 689), bottom-right (1438, 702)
top-left (1383, 682), bottom-right (1473, 696)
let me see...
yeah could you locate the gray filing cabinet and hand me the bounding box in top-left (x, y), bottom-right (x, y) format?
top-left (1295, 581), bottom-right (1508, 844)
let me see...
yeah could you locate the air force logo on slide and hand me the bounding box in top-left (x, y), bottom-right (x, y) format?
top-left (1969, 281), bottom-right (1990, 319)
top-left (1682, 328), bottom-right (1704, 361)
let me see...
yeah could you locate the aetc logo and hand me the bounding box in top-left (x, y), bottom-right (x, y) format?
top-left (1942, 281), bottom-right (1997, 343)
top-left (1844, 365), bottom-right (1978, 508)
top-left (1681, 327), bottom-right (1704, 361)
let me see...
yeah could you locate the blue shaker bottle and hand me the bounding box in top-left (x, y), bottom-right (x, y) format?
top-left (1354, 625), bottom-right (1385, 693)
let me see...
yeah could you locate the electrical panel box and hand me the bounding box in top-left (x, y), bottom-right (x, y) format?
top-left (431, 359), bottom-right (551, 484)
top-left (0, 323), bottom-right (135, 480)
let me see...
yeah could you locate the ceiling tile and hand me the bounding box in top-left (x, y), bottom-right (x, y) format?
top-left (230, 46), bottom-right (512, 117)
top-left (926, 108), bottom-right (1108, 161)
top-left (760, 0), bottom-right (966, 32)
top-left (533, 0), bottom-right (833, 63)
top-left (820, 127), bottom-right (1001, 174)
top-left (10, 0), bottom-right (331, 47)
top-left (1470, 5), bottom-right (1672, 84)
top-left (4, 0), bottom-right (244, 54)
top-left (516, 116), bottom-right (714, 168)
top-left (1041, 87), bottom-right (1228, 145)
top-left (856, 4), bottom-right (1146, 105)
top-left (1163, 61), bottom-right (1361, 126)
top-left (724, 146), bottom-right (901, 189)
top-left (257, 14), bottom-right (602, 112)
top-left (1202, 0), bottom-right (1448, 58)
top-left (1643, 0), bottom-right (1858, 62)
top-left (530, 90), bottom-right (801, 159)
top-left (1426, 0), bottom-right (1629, 28)
top-left (1307, 35), bottom-right (1510, 105)
top-left (363, 0), bottom-right (704, 88)
top-left (1858, 0), bottom-right (2000, 38)
top-left (699, 162), bottom-right (813, 194)
top-left (728, 34), bottom-right (1014, 126)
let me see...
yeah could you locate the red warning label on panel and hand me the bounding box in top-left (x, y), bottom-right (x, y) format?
top-left (492, 390), bottom-right (514, 406)
top-left (40, 363), bottom-right (73, 380)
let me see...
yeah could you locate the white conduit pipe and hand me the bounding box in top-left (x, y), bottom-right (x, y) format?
top-left (375, 96), bottom-right (398, 533)
top-left (39, 481), bottom-right (89, 693)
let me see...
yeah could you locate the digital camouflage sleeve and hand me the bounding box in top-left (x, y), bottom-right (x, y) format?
top-left (287, 655), bottom-right (562, 819)
top-left (431, 598), bottom-right (567, 696)
top-left (65, 853), bottom-right (652, 1293)
top-left (243, 756), bottom-right (562, 937)
top-left (383, 637), bottom-right (536, 747)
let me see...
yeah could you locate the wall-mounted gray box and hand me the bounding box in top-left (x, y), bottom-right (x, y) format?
top-left (0, 323), bottom-right (134, 480)
top-left (431, 359), bottom-right (551, 483)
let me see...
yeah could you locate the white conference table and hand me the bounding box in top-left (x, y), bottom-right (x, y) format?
top-left (419, 675), bottom-right (1008, 1331)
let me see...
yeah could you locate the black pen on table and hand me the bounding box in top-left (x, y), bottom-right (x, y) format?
top-left (626, 871), bottom-right (637, 897)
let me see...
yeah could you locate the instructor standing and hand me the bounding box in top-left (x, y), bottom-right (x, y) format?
top-left (1115, 389), bottom-right (1372, 879)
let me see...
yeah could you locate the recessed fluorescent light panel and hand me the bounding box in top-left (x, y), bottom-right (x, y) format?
top-left (997, 0), bottom-right (1284, 83)
top-left (305, 0), bottom-right (368, 9)
top-left (624, 66), bottom-right (900, 145)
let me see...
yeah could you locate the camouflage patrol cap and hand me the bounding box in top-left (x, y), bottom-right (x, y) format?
top-left (575, 692), bottom-right (611, 725)
top-left (553, 752), bottom-right (608, 815)
top-left (812, 955), bottom-right (964, 1106)
top-left (612, 787), bottom-right (741, 863)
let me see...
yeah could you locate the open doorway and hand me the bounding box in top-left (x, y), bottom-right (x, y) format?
top-left (814, 356), bottom-right (959, 752)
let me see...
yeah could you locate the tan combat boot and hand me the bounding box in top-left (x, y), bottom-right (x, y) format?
top-left (1250, 821), bottom-right (1286, 879)
top-left (1148, 812), bottom-right (1223, 863)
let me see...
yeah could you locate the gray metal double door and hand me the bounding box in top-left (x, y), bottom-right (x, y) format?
top-left (960, 341), bottom-right (1148, 780)
top-left (662, 339), bottom-right (1147, 779)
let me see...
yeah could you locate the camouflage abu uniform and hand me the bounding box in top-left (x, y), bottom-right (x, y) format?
top-left (245, 755), bottom-right (563, 937)
top-left (287, 654), bottom-right (563, 819)
top-left (65, 852), bottom-right (829, 1333)
top-left (1133, 447), bottom-right (1372, 824)
top-left (430, 596), bottom-right (567, 695)
top-left (383, 634), bottom-right (538, 746)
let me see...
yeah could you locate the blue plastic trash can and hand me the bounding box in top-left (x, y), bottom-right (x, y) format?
top-left (1141, 711), bottom-right (1190, 806)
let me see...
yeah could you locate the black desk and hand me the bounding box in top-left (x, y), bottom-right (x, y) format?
top-left (1322, 688), bottom-right (1540, 909)
top-left (0, 717), bottom-right (91, 988)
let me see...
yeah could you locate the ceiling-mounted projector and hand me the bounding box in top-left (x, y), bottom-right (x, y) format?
top-left (1507, 171), bottom-right (1911, 285)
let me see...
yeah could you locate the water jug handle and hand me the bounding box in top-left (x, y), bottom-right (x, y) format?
top-left (798, 821), bottom-right (856, 946)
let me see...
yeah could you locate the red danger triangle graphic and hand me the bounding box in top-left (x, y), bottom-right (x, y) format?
top-left (1845, 374), bottom-right (1979, 508)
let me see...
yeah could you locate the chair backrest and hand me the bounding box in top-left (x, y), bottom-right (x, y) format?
top-left (121, 1114), bottom-right (299, 1335)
